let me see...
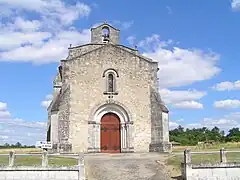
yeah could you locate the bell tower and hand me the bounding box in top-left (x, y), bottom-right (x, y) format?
top-left (91, 22), bottom-right (120, 44)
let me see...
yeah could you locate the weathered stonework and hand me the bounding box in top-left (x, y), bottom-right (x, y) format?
top-left (47, 22), bottom-right (171, 153)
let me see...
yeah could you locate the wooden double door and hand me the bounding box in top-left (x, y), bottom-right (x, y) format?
top-left (100, 113), bottom-right (121, 153)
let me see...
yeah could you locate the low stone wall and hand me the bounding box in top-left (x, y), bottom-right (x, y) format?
top-left (0, 167), bottom-right (81, 180)
top-left (182, 149), bottom-right (240, 180)
top-left (0, 151), bottom-right (85, 180)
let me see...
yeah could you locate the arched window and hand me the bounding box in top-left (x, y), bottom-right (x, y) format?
top-left (103, 69), bottom-right (118, 95)
top-left (102, 26), bottom-right (110, 42)
top-left (108, 73), bottom-right (114, 92)
top-left (102, 26), bottom-right (110, 38)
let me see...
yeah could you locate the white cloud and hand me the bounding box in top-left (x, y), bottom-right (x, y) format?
top-left (166, 6), bottom-right (172, 14)
top-left (173, 101), bottom-right (203, 109)
top-left (193, 117), bottom-right (240, 133)
top-left (0, 111), bottom-right (11, 118)
top-left (160, 88), bottom-right (206, 109)
top-left (12, 17), bottom-right (41, 32)
top-left (112, 20), bottom-right (134, 30)
top-left (0, 31), bottom-right (52, 51)
top-left (0, 102), bottom-right (11, 119)
top-left (139, 34), bottom-right (221, 88)
top-left (226, 112), bottom-right (240, 119)
top-left (0, 0), bottom-right (92, 64)
top-left (169, 121), bottom-right (180, 129)
top-left (126, 36), bottom-right (136, 46)
top-left (41, 94), bottom-right (53, 108)
top-left (170, 112), bottom-right (240, 133)
top-left (0, 29), bottom-right (90, 64)
top-left (212, 80), bottom-right (240, 91)
top-left (0, 0), bottom-right (91, 26)
top-left (0, 101), bottom-right (46, 145)
top-left (231, 0), bottom-right (240, 11)
top-left (160, 88), bottom-right (206, 104)
top-left (0, 102), bottom-right (7, 111)
top-left (214, 99), bottom-right (240, 109)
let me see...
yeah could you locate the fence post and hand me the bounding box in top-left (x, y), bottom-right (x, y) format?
top-left (42, 150), bottom-right (48, 167)
top-left (78, 153), bottom-right (85, 180)
top-left (182, 149), bottom-right (192, 180)
top-left (220, 148), bottom-right (227, 163)
top-left (184, 149), bottom-right (192, 164)
top-left (9, 151), bottom-right (15, 167)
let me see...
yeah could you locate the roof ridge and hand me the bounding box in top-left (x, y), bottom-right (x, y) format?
top-left (63, 43), bottom-right (156, 64)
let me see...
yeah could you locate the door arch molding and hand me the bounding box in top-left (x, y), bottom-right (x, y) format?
top-left (88, 103), bottom-right (134, 153)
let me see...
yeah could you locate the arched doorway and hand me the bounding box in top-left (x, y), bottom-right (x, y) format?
top-left (100, 113), bottom-right (121, 153)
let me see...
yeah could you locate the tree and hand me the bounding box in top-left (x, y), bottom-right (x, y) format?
top-left (15, 142), bottom-right (22, 148)
top-left (4, 143), bottom-right (9, 148)
top-left (226, 128), bottom-right (240, 142)
top-left (169, 126), bottom-right (234, 145)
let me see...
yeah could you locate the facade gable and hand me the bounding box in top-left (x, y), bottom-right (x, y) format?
top-left (46, 22), bottom-right (171, 154)
top-left (63, 43), bottom-right (157, 65)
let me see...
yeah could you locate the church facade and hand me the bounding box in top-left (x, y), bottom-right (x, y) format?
top-left (47, 22), bottom-right (172, 153)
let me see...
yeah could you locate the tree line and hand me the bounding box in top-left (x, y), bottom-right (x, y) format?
top-left (170, 126), bottom-right (240, 145)
top-left (0, 142), bottom-right (35, 149)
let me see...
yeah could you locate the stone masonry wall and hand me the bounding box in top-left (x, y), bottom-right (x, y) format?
top-left (63, 44), bottom-right (154, 153)
top-left (68, 44), bottom-right (103, 59)
top-left (91, 24), bottom-right (120, 44)
top-left (186, 165), bottom-right (240, 180)
top-left (57, 85), bottom-right (71, 152)
top-left (0, 168), bottom-right (80, 180)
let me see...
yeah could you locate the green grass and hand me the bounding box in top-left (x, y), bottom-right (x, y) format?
top-left (172, 142), bottom-right (240, 153)
top-left (0, 155), bottom-right (78, 167)
top-left (0, 148), bottom-right (78, 166)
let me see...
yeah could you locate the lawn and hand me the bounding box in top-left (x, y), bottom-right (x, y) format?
top-left (0, 148), bottom-right (41, 154)
top-left (0, 148), bottom-right (78, 167)
top-left (172, 142), bottom-right (240, 152)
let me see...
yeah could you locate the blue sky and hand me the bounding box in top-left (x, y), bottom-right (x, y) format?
top-left (0, 0), bottom-right (240, 145)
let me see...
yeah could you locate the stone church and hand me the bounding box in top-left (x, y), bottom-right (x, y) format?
top-left (46, 22), bottom-right (171, 153)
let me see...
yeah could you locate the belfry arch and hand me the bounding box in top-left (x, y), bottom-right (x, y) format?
top-left (88, 103), bottom-right (134, 153)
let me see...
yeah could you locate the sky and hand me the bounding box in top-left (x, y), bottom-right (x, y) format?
top-left (0, 0), bottom-right (240, 145)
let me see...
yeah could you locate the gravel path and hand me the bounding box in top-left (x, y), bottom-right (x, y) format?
top-left (84, 153), bottom-right (172, 180)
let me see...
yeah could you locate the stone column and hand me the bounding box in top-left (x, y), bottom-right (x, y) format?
top-left (95, 123), bottom-right (101, 152)
top-left (126, 123), bottom-right (130, 151)
top-left (123, 124), bottom-right (127, 149)
top-left (121, 124), bottom-right (124, 150)
top-left (128, 123), bottom-right (133, 149)
top-left (121, 123), bottom-right (129, 151)
top-left (92, 124), bottom-right (96, 150)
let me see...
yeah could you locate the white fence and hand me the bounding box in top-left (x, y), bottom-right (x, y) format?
top-left (0, 151), bottom-right (85, 180)
top-left (182, 148), bottom-right (240, 180)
